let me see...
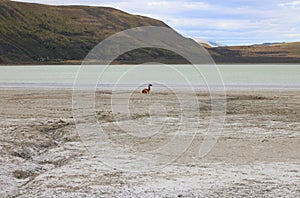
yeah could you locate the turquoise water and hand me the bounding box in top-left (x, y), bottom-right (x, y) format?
top-left (0, 65), bottom-right (299, 89)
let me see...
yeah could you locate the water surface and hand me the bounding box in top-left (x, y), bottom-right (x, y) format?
top-left (0, 65), bottom-right (299, 90)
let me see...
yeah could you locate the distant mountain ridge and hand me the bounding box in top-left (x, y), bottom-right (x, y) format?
top-left (252, 42), bottom-right (285, 46)
top-left (208, 42), bottom-right (300, 63)
top-left (194, 38), bottom-right (224, 47)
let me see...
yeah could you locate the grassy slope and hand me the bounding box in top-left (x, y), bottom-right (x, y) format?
top-left (0, 0), bottom-right (168, 64)
top-left (0, 1), bottom-right (299, 64)
top-left (208, 42), bottom-right (300, 63)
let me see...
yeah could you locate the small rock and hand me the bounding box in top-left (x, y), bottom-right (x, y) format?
top-left (58, 119), bottom-right (66, 124)
top-left (13, 170), bottom-right (32, 179)
top-left (63, 137), bottom-right (72, 142)
top-left (11, 148), bottom-right (32, 159)
top-left (39, 141), bottom-right (53, 148)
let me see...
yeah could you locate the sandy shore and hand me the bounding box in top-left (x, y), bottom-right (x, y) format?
top-left (0, 89), bottom-right (299, 197)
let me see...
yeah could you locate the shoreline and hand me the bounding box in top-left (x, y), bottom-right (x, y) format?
top-left (0, 83), bottom-right (300, 91)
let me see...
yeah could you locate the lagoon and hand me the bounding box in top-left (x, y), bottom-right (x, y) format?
top-left (0, 64), bottom-right (299, 90)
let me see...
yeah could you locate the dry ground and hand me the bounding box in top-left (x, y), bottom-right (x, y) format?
top-left (0, 89), bottom-right (299, 197)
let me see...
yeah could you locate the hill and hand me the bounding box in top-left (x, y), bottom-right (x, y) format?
top-left (0, 1), bottom-right (299, 64)
top-left (208, 42), bottom-right (300, 64)
top-left (0, 0), bottom-right (169, 64)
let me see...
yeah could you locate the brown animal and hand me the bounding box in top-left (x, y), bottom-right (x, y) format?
top-left (142, 84), bottom-right (152, 94)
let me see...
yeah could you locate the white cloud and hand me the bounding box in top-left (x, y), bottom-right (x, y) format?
top-left (279, 1), bottom-right (300, 8)
top-left (166, 18), bottom-right (259, 30)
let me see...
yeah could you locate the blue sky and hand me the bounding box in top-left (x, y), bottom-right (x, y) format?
top-left (15, 0), bottom-right (300, 45)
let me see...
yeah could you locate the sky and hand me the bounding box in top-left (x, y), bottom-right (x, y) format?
top-left (14, 0), bottom-right (300, 46)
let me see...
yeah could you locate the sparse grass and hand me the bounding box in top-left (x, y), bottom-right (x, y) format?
top-left (0, 1), bottom-right (167, 64)
top-left (208, 42), bottom-right (300, 63)
top-left (0, 1), bottom-right (299, 64)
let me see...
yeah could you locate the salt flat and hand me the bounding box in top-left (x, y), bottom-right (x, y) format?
top-left (0, 89), bottom-right (299, 197)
